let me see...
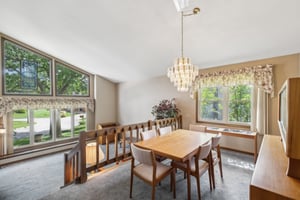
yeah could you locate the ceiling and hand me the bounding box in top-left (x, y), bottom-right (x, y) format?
top-left (1, 0), bottom-right (300, 83)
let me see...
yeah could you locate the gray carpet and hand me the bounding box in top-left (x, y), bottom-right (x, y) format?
top-left (0, 149), bottom-right (254, 200)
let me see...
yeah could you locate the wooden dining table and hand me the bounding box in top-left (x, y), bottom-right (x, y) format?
top-left (134, 129), bottom-right (214, 200)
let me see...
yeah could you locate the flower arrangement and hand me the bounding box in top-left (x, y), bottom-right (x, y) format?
top-left (151, 98), bottom-right (180, 120)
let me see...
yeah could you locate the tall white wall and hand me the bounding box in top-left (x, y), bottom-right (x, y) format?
top-left (117, 76), bottom-right (195, 129)
top-left (94, 75), bottom-right (117, 127)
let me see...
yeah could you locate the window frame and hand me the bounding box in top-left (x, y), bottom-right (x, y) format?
top-left (196, 85), bottom-right (253, 127)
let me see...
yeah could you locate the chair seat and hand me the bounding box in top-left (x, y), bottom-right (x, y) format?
top-left (134, 162), bottom-right (173, 182)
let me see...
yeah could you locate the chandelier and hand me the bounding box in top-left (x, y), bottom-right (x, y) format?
top-left (167, 7), bottom-right (200, 92)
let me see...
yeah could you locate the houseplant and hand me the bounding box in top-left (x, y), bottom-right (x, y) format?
top-left (151, 98), bottom-right (180, 120)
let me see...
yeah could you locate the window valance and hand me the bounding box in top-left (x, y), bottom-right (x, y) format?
top-left (190, 64), bottom-right (273, 97)
top-left (0, 97), bottom-right (95, 117)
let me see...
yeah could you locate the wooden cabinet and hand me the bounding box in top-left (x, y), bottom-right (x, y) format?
top-left (250, 135), bottom-right (300, 199)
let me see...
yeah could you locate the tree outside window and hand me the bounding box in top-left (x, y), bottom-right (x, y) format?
top-left (198, 85), bottom-right (252, 125)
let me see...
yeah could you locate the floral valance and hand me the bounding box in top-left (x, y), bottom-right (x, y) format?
top-left (0, 97), bottom-right (95, 117)
top-left (190, 64), bottom-right (273, 97)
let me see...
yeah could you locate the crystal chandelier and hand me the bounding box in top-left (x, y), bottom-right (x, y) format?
top-left (167, 7), bottom-right (200, 92)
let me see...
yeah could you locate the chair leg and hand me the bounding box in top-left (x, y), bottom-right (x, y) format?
top-left (196, 176), bottom-right (201, 200)
top-left (208, 164), bottom-right (212, 191)
top-left (130, 172), bottom-right (133, 198)
top-left (172, 169), bottom-right (176, 199)
top-left (211, 164), bottom-right (216, 189)
top-left (219, 159), bottom-right (223, 178)
top-left (151, 185), bottom-right (156, 200)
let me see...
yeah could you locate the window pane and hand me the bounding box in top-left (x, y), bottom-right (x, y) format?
top-left (74, 108), bottom-right (86, 136)
top-left (33, 109), bottom-right (52, 143)
top-left (228, 85), bottom-right (252, 123)
top-left (13, 109), bottom-right (30, 147)
top-left (55, 62), bottom-right (89, 96)
top-left (56, 109), bottom-right (72, 139)
top-left (3, 39), bottom-right (51, 95)
top-left (200, 87), bottom-right (224, 121)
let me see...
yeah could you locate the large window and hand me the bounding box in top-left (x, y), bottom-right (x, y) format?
top-left (2, 39), bottom-right (52, 95)
top-left (1, 36), bottom-right (92, 150)
top-left (13, 107), bottom-right (86, 148)
top-left (198, 85), bottom-right (252, 125)
top-left (55, 62), bottom-right (89, 96)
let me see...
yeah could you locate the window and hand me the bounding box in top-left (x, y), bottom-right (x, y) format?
top-left (13, 107), bottom-right (86, 148)
top-left (198, 85), bottom-right (252, 125)
top-left (1, 35), bottom-right (92, 150)
top-left (2, 39), bottom-right (52, 95)
top-left (55, 62), bottom-right (89, 96)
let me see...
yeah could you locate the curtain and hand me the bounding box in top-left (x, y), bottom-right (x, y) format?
top-left (255, 88), bottom-right (268, 135)
top-left (190, 64), bottom-right (274, 98)
top-left (192, 64), bottom-right (273, 136)
top-left (0, 97), bottom-right (95, 117)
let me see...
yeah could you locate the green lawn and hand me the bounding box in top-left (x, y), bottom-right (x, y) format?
top-left (13, 121), bottom-right (86, 146)
top-left (13, 109), bottom-right (71, 119)
top-left (13, 121), bottom-right (30, 129)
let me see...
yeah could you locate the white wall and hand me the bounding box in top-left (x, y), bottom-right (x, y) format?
top-left (117, 76), bottom-right (195, 129)
top-left (94, 75), bottom-right (117, 127)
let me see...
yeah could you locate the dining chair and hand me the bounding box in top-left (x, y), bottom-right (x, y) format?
top-left (211, 133), bottom-right (223, 188)
top-left (140, 129), bottom-right (157, 141)
top-left (158, 126), bottom-right (172, 136)
top-left (189, 124), bottom-right (207, 132)
top-left (172, 141), bottom-right (213, 200)
top-left (130, 143), bottom-right (176, 200)
top-left (141, 129), bottom-right (167, 162)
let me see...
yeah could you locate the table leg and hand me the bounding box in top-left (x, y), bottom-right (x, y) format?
top-left (186, 159), bottom-right (191, 200)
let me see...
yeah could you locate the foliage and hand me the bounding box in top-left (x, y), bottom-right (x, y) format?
top-left (3, 40), bottom-right (51, 95)
top-left (3, 39), bottom-right (89, 96)
top-left (228, 85), bottom-right (251, 122)
top-left (151, 98), bottom-right (180, 120)
top-left (15, 109), bottom-right (26, 113)
top-left (200, 87), bottom-right (223, 120)
top-left (200, 85), bottom-right (251, 123)
top-left (56, 63), bottom-right (89, 96)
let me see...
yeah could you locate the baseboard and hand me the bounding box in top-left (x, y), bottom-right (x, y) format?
top-left (0, 142), bottom-right (76, 166)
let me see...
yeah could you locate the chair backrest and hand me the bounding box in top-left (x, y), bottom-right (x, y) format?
top-left (212, 133), bottom-right (222, 148)
top-left (140, 129), bottom-right (157, 141)
top-left (158, 126), bottom-right (172, 136)
top-left (130, 143), bottom-right (154, 166)
top-left (189, 124), bottom-right (207, 132)
top-left (197, 141), bottom-right (212, 160)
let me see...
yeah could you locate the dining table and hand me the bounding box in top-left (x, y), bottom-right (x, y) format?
top-left (134, 129), bottom-right (214, 200)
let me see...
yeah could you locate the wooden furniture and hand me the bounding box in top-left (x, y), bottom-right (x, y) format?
top-left (250, 135), bottom-right (300, 200)
top-left (130, 143), bottom-right (176, 200)
top-left (211, 133), bottom-right (223, 188)
top-left (134, 129), bottom-right (214, 200)
top-left (140, 129), bottom-right (157, 141)
top-left (278, 77), bottom-right (300, 178)
top-left (158, 126), bottom-right (172, 136)
top-left (140, 129), bottom-right (166, 161)
top-left (206, 127), bottom-right (258, 162)
top-left (172, 141), bottom-right (213, 200)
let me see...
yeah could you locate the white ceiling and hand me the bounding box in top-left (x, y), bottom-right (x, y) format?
top-left (1, 0), bottom-right (300, 83)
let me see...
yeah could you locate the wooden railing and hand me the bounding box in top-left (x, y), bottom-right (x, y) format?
top-left (63, 116), bottom-right (182, 186)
